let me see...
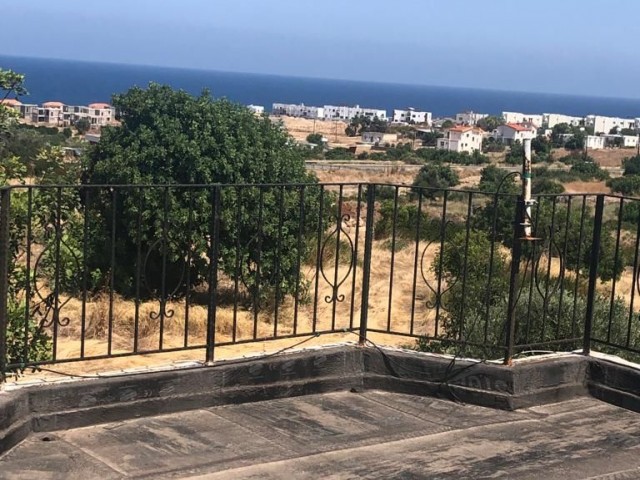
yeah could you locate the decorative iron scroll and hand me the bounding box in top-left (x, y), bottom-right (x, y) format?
top-left (142, 236), bottom-right (188, 320)
top-left (32, 224), bottom-right (79, 329)
top-left (320, 213), bottom-right (355, 303)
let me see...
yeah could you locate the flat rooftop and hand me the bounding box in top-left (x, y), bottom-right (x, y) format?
top-left (3, 391), bottom-right (640, 479)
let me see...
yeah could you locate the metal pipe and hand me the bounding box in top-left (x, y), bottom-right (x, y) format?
top-left (522, 138), bottom-right (534, 238)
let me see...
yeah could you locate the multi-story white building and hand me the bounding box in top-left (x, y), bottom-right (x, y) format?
top-left (392, 108), bottom-right (432, 125)
top-left (436, 126), bottom-right (483, 153)
top-left (271, 103), bottom-right (325, 119)
top-left (31, 101), bottom-right (64, 125)
top-left (543, 113), bottom-right (583, 129)
top-left (23, 101), bottom-right (115, 127)
top-left (455, 111), bottom-right (488, 125)
top-left (323, 104), bottom-right (387, 121)
top-left (494, 123), bottom-right (536, 144)
top-left (585, 115), bottom-right (636, 134)
top-left (502, 112), bottom-right (544, 128)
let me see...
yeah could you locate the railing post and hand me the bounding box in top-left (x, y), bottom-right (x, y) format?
top-left (359, 185), bottom-right (375, 345)
top-left (504, 196), bottom-right (524, 365)
top-left (205, 186), bottom-right (221, 364)
top-left (583, 195), bottom-right (605, 356)
top-left (0, 189), bottom-right (11, 381)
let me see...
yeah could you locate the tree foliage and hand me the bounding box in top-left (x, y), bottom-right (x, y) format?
top-left (345, 114), bottom-right (388, 136)
top-left (74, 117), bottom-right (91, 134)
top-left (412, 163), bottom-right (459, 199)
top-left (84, 84), bottom-right (322, 303)
top-left (476, 115), bottom-right (505, 132)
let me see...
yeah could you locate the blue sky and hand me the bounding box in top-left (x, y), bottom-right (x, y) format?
top-left (2, 0), bottom-right (639, 97)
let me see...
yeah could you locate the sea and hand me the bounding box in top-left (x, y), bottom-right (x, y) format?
top-left (3, 55), bottom-right (640, 119)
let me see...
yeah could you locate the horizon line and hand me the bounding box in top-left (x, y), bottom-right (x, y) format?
top-left (3, 53), bottom-right (640, 104)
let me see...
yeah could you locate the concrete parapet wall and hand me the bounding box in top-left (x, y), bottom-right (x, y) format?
top-left (1, 345), bottom-right (638, 455)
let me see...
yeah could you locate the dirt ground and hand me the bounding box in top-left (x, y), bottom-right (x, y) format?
top-left (274, 116), bottom-right (356, 146)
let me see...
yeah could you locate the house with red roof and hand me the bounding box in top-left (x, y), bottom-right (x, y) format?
top-left (436, 125), bottom-right (483, 153)
top-left (494, 123), bottom-right (536, 145)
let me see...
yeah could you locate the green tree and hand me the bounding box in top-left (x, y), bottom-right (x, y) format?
top-left (420, 131), bottom-right (443, 147)
top-left (622, 155), bottom-right (640, 176)
top-left (1, 69), bottom-right (52, 372)
top-left (412, 163), bottom-right (459, 199)
top-left (532, 178), bottom-right (564, 194)
top-left (532, 135), bottom-right (552, 156)
top-left (482, 137), bottom-right (506, 153)
top-left (345, 114), bottom-right (388, 136)
top-left (505, 141), bottom-right (525, 165)
top-left (476, 115), bottom-right (505, 132)
top-left (84, 84), bottom-right (322, 304)
top-left (74, 117), bottom-right (91, 135)
top-left (564, 131), bottom-right (585, 151)
top-left (324, 147), bottom-right (354, 160)
top-left (607, 176), bottom-right (640, 196)
top-left (441, 119), bottom-right (454, 129)
top-left (0, 69), bottom-right (27, 132)
top-left (306, 132), bottom-right (323, 145)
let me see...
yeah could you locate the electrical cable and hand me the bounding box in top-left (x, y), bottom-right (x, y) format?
top-left (14, 328), bottom-right (488, 406)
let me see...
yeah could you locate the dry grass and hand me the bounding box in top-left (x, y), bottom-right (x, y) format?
top-left (19, 233), bottom-right (444, 380)
top-left (563, 181), bottom-right (610, 194)
top-left (275, 116), bottom-right (355, 146)
top-left (313, 165), bottom-right (418, 186)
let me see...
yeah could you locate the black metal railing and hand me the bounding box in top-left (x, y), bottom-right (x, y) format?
top-left (2, 182), bottom-right (640, 377)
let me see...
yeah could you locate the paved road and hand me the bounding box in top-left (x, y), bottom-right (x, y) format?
top-left (2, 391), bottom-right (639, 479)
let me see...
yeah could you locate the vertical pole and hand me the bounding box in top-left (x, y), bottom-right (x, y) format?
top-left (0, 189), bottom-right (11, 381)
top-left (359, 185), bottom-right (375, 345)
top-left (205, 186), bottom-right (221, 364)
top-left (583, 195), bottom-right (605, 356)
top-left (504, 196), bottom-right (524, 365)
top-left (522, 138), bottom-right (533, 238)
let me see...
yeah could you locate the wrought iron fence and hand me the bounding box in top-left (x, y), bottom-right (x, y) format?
top-left (1, 182), bottom-right (640, 377)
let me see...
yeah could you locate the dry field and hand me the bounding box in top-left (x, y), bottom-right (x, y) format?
top-left (274, 116), bottom-right (355, 146)
top-left (16, 233), bottom-right (446, 380)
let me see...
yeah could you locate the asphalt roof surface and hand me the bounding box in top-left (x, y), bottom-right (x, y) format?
top-left (2, 391), bottom-right (639, 479)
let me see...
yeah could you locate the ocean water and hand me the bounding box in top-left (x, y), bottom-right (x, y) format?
top-left (2, 55), bottom-right (640, 118)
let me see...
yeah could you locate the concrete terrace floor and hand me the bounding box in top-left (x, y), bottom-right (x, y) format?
top-left (2, 391), bottom-right (640, 479)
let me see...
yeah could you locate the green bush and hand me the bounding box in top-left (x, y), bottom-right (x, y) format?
top-left (412, 163), bottom-right (460, 199)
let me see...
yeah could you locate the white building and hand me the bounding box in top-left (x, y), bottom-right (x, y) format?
top-left (392, 108), bottom-right (432, 125)
top-left (585, 135), bottom-right (606, 149)
top-left (544, 113), bottom-right (583, 129)
top-left (271, 103), bottom-right (325, 119)
top-left (585, 115), bottom-right (636, 134)
top-left (32, 101), bottom-right (64, 125)
top-left (247, 105), bottom-right (265, 114)
top-left (323, 104), bottom-right (387, 122)
top-left (494, 123), bottom-right (536, 144)
top-left (502, 112), bottom-right (544, 128)
top-left (436, 126), bottom-right (483, 153)
top-left (86, 103), bottom-right (115, 126)
top-left (455, 111), bottom-right (488, 125)
top-left (602, 134), bottom-right (639, 148)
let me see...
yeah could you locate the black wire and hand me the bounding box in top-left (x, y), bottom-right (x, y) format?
top-left (19, 330), bottom-right (486, 405)
top-left (344, 330), bottom-right (486, 403)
